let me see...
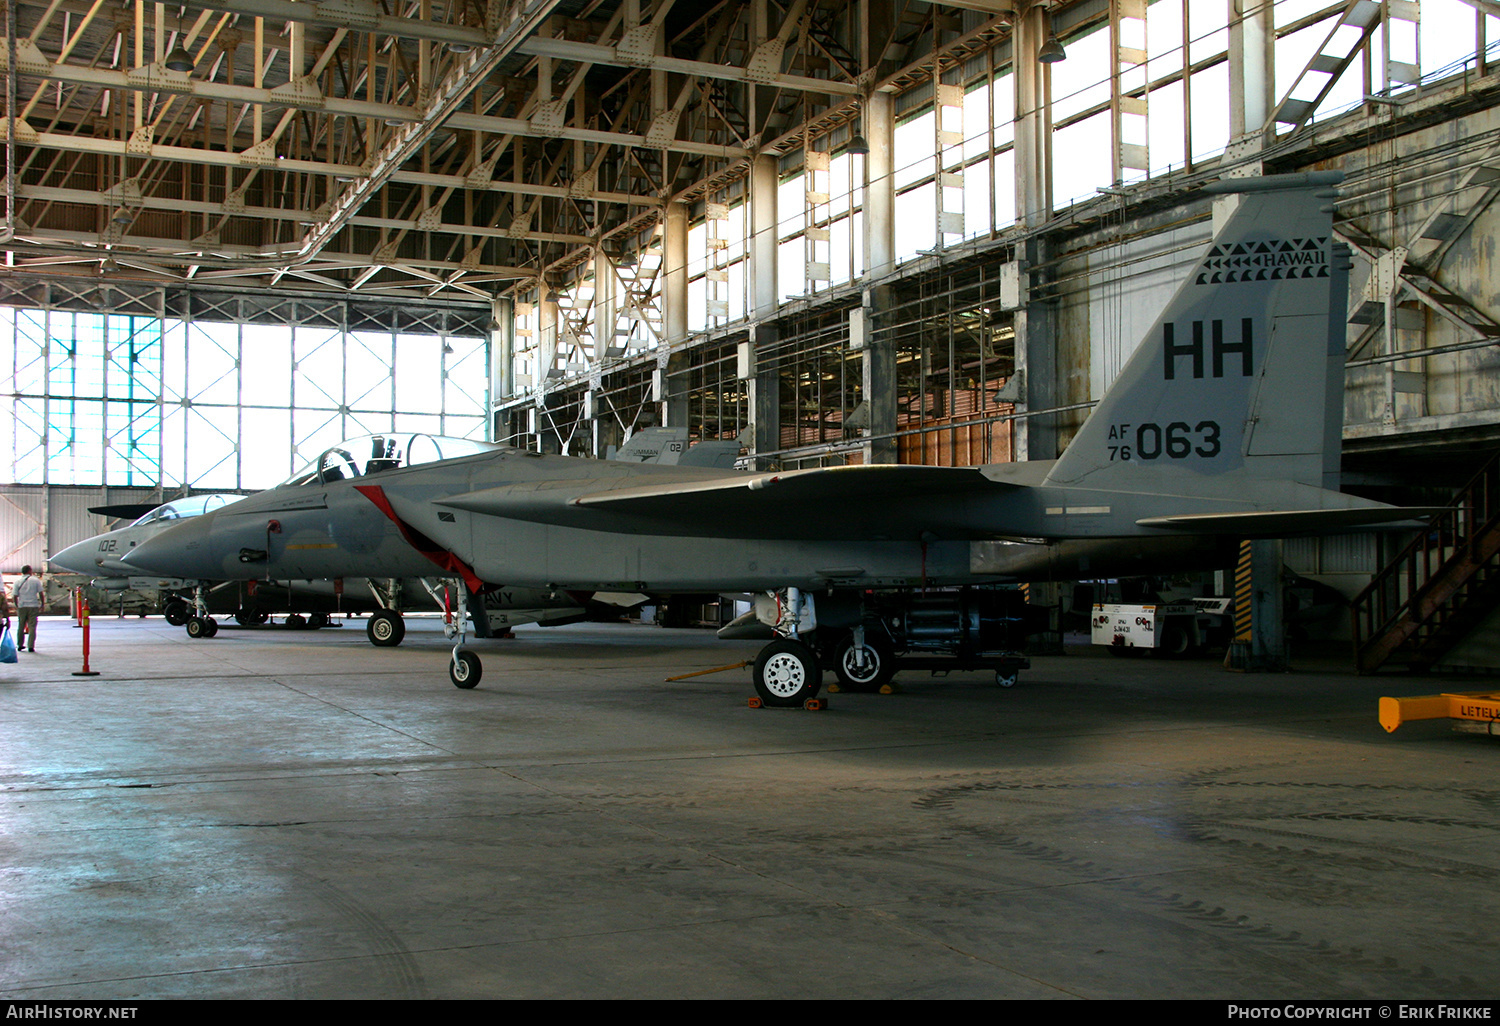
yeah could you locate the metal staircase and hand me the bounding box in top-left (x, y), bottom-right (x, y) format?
top-left (1352, 452), bottom-right (1500, 673)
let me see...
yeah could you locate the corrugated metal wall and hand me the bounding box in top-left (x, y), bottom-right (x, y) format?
top-left (1049, 219), bottom-right (1213, 450)
top-left (1338, 105), bottom-right (1500, 439)
top-left (1283, 532), bottom-right (1384, 601)
top-left (0, 485), bottom-right (163, 572)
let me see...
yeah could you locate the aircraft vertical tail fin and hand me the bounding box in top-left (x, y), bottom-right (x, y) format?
top-left (1044, 173), bottom-right (1348, 497)
top-left (610, 427), bottom-right (742, 468)
top-left (611, 427), bottom-right (690, 464)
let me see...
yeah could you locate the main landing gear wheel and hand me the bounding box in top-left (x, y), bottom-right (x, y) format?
top-left (234, 607), bottom-right (269, 626)
top-left (753, 639), bottom-right (822, 707)
top-left (164, 600), bottom-right (190, 627)
top-left (186, 616), bottom-right (218, 639)
top-left (449, 649), bottom-right (482, 689)
top-left (285, 613), bottom-right (307, 630)
top-left (833, 635), bottom-right (894, 692)
top-left (995, 670), bottom-right (1019, 688)
top-left (367, 609), bottom-right (405, 647)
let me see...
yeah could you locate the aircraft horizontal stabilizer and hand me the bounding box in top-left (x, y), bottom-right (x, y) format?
top-left (1137, 507), bottom-right (1441, 535)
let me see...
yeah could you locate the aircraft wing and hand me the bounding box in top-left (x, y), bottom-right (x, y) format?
top-left (574, 464), bottom-right (997, 512)
top-left (1137, 507), bottom-right (1442, 534)
top-left (436, 464), bottom-right (1020, 540)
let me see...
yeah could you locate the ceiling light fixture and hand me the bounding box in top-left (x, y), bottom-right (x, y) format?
top-left (164, 43), bottom-right (195, 72)
top-left (848, 96), bottom-right (871, 156)
top-left (1038, 28), bottom-right (1066, 63)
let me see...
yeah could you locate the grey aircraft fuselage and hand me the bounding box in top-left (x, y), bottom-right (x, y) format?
top-left (49, 491), bottom-right (441, 617)
top-left (122, 430), bottom-right (1401, 599)
top-left (126, 173), bottom-right (1425, 628)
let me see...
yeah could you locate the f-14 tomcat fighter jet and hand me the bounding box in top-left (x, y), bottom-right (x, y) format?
top-left (50, 494), bottom-right (337, 625)
top-left (98, 430), bottom-right (720, 641)
top-left (54, 494), bottom-right (240, 586)
top-left (127, 173), bottom-right (1428, 700)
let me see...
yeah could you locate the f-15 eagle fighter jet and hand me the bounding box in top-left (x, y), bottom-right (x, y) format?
top-left (127, 173), bottom-right (1429, 701)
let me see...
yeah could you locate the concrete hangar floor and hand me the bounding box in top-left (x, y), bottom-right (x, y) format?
top-left (0, 614), bottom-right (1495, 1001)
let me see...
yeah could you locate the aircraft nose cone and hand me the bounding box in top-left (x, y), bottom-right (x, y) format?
top-left (52, 538), bottom-right (105, 575)
top-left (123, 515), bottom-right (219, 579)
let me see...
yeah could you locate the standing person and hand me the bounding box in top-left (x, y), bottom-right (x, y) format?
top-left (14, 565), bottom-right (43, 653)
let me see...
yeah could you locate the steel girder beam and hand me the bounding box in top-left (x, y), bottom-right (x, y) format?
top-left (937, 0), bottom-right (1018, 13)
top-left (5, 226), bottom-right (536, 277)
top-left (0, 51), bottom-right (753, 158)
top-left (5, 242), bottom-right (534, 288)
top-left (3, 128), bottom-right (659, 207)
top-left (1339, 169), bottom-right (1500, 376)
top-left (4, 0), bottom-right (572, 285)
top-left (16, 183), bottom-right (592, 245)
top-left (1, 0), bottom-right (1013, 303)
top-left (517, 35), bottom-right (857, 96)
top-left (152, 0), bottom-right (858, 95)
top-left (1455, 0), bottom-right (1500, 20)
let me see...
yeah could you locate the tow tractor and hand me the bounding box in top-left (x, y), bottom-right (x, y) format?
top-left (1091, 597), bottom-right (1231, 656)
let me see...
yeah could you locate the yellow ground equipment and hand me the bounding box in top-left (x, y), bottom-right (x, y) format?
top-left (1379, 691), bottom-right (1500, 734)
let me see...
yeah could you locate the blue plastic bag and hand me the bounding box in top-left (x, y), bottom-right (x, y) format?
top-left (0, 625), bottom-right (16, 663)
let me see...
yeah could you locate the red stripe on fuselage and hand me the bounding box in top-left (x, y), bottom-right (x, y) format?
top-left (354, 484), bottom-right (484, 592)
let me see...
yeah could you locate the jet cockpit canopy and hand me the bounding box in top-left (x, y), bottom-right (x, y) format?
top-left (129, 493), bottom-right (238, 527)
top-left (282, 434), bottom-right (501, 487)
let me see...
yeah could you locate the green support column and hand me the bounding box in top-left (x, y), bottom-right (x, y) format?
top-left (535, 398), bottom-right (564, 455)
top-left (1227, 539), bottom-right (1288, 671)
top-left (1013, 238), bottom-right (1057, 463)
top-left (661, 350), bottom-right (692, 430)
top-left (747, 324), bottom-right (780, 470)
top-left (663, 201), bottom-right (689, 346)
top-left (750, 155), bottom-right (780, 321)
top-left (1011, 9), bottom-right (1057, 465)
top-left (1228, 0), bottom-right (1275, 152)
top-left (535, 291), bottom-right (562, 454)
top-left (1024, 580), bottom-right (1064, 655)
top-left (490, 298), bottom-right (514, 427)
top-left (859, 287), bottom-right (897, 465)
top-left (862, 92), bottom-right (895, 280)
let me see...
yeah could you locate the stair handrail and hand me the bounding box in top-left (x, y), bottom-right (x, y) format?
top-left (1351, 449), bottom-right (1500, 666)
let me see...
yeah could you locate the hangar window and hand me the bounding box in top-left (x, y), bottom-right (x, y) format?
top-left (688, 195), bottom-right (748, 328)
top-left (0, 303), bottom-right (487, 491)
